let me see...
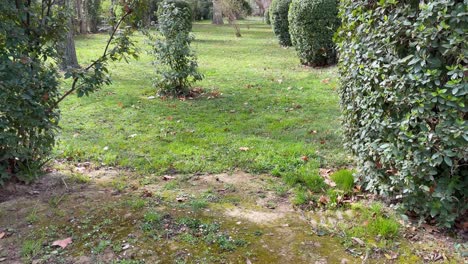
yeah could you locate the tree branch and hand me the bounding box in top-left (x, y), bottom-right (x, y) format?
top-left (51, 9), bottom-right (133, 109)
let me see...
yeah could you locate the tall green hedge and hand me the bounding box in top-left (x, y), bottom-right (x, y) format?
top-left (336, 0), bottom-right (467, 227)
top-left (288, 0), bottom-right (339, 66)
top-left (270, 0), bottom-right (292, 46)
top-left (264, 9), bottom-right (271, 25)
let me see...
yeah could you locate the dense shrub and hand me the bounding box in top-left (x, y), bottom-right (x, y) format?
top-left (269, 0), bottom-right (292, 46)
top-left (288, 0), bottom-right (339, 66)
top-left (0, 2), bottom-right (67, 184)
top-left (336, 0), bottom-right (467, 227)
top-left (264, 9), bottom-right (270, 25)
top-left (0, 1), bottom-right (137, 185)
top-left (150, 0), bottom-right (203, 96)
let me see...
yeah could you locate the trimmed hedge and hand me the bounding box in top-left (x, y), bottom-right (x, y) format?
top-left (270, 0), bottom-right (292, 46)
top-left (336, 0), bottom-right (467, 227)
top-left (288, 0), bottom-right (339, 66)
top-left (264, 9), bottom-right (270, 25)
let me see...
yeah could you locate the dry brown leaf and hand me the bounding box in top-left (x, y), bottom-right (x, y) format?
top-left (351, 237), bottom-right (365, 246)
top-left (0, 232), bottom-right (5, 239)
top-left (301, 156), bottom-right (309, 161)
top-left (163, 175), bottom-right (175, 181)
top-left (52, 237), bottom-right (72, 249)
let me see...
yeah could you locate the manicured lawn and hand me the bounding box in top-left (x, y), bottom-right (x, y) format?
top-left (57, 19), bottom-right (348, 182)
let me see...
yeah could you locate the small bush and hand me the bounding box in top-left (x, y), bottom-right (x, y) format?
top-left (330, 169), bottom-right (354, 193)
top-left (288, 0), bottom-right (339, 66)
top-left (336, 0), bottom-right (467, 227)
top-left (264, 9), bottom-right (270, 25)
top-left (150, 0), bottom-right (203, 96)
top-left (270, 0), bottom-right (292, 46)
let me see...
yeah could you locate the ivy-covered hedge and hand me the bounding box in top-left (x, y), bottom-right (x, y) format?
top-left (288, 0), bottom-right (339, 66)
top-left (336, 0), bottom-right (467, 227)
top-left (270, 0), bottom-right (292, 46)
top-left (264, 9), bottom-right (270, 25)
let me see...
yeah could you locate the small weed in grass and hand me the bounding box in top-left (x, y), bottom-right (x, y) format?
top-left (163, 181), bottom-right (178, 190)
top-left (93, 240), bottom-right (111, 254)
top-left (26, 208), bottom-right (39, 224)
top-left (68, 173), bottom-right (91, 184)
top-left (127, 197), bottom-right (146, 209)
top-left (347, 202), bottom-right (400, 241)
top-left (292, 187), bottom-right (312, 206)
top-left (273, 185), bottom-right (289, 197)
top-left (144, 211), bottom-right (162, 224)
top-left (330, 169), bottom-right (354, 193)
top-left (21, 239), bottom-right (42, 258)
top-left (190, 198), bottom-right (209, 211)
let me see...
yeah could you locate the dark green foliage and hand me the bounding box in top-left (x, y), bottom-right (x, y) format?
top-left (86, 0), bottom-right (102, 32)
top-left (336, 0), bottom-right (467, 227)
top-left (157, 0), bottom-right (194, 32)
top-left (149, 0), bottom-right (203, 96)
top-left (288, 0), bottom-right (339, 66)
top-left (264, 9), bottom-right (270, 25)
top-left (190, 0), bottom-right (213, 20)
top-left (0, 1), bottom-right (67, 184)
top-left (269, 0), bottom-right (292, 46)
top-left (0, 1), bottom-right (137, 185)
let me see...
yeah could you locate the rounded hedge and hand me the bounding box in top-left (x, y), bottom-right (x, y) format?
top-left (270, 0), bottom-right (292, 47)
top-left (288, 0), bottom-right (339, 66)
top-left (336, 0), bottom-right (467, 227)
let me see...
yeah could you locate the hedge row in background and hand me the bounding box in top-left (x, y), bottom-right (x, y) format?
top-left (269, 0), bottom-right (292, 46)
top-left (336, 0), bottom-right (467, 227)
top-left (288, 0), bottom-right (339, 66)
top-left (264, 8), bottom-right (270, 25)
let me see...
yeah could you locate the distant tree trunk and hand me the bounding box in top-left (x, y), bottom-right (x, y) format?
top-left (227, 15), bottom-right (241, 37)
top-left (60, 0), bottom-right (80, 70)
top-left (76, 0), bottom-right (88, 34)
top-left (212, 0), bottom-right (224, 25)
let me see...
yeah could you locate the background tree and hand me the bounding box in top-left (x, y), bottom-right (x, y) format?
top-left (60, 0), bottom-right (80, 70)
top-left (212, 0), bottom-right (224, 24)
top-left (219, 0), bottom-right (251, 37)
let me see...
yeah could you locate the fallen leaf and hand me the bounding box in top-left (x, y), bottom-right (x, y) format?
top-left (309, 130), bottom-right (318, 134)
top-left (321, 78), bottom-right (330, 84)
top-left (351, 237), bottom-right (365, 246)
top-left (52, 237), bottom-right (72, 249)
top-left (301, 156), bottom-right (309, 161)
top-left (246, 258), bottom-right (252, 264)
top-left (239, 147), bottom-right (250, 151)
top-left (163, 175), bottom-right (175, 181)
top-left (318, 195), bottom-right (329, 204)
top-left (122, 243), bottom-right (130, 250)
top-left (0, 232), bottom-right (5, 239)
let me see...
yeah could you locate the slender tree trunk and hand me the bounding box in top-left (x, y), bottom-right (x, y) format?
top-left (212, 0), bottom-right (224, 25)
top-left (228, 16), bottom-right (241, 37)
top-left (76, 0), bottom-right (87, 33)
top-left (60, 0), bottom-right (79, 70)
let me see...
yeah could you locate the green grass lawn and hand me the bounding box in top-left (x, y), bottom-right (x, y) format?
top-left (56, 19), bottom-right (349, 184)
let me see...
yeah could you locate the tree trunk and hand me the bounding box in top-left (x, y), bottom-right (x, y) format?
top-left (76, 0), bottom-right (88, 34)
top-left (60, 0), bottom-right (79, 70)
top-left (212, 0), bottom-right (224, 25)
